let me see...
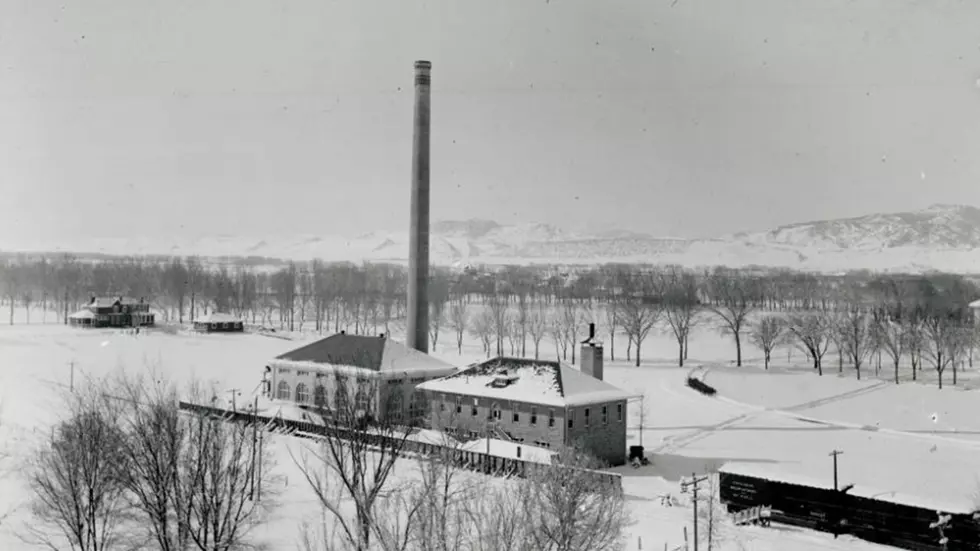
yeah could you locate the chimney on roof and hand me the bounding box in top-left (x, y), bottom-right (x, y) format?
top-left (580, 323), bottom-right (604, 381)
top-left (406, 60), bottom-right (432, 354)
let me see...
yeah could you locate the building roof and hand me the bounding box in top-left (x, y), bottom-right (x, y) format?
top-left (417, 357), bottom-right (635, 407)
top-left (460, 438), bottom-right (557, 465)
top-left (68, 309), bottom-right (95, 320)
top-left (270, 333), bottom-right (459, 376)
top-left (968, 299), bottom-right (980, 309)
top-left (90, 296), bottom-right (142, 308)
top-left (193, 312), bottom-right (242, 324)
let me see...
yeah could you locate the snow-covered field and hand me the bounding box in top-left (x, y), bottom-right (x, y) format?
top-left (1, 306), bottom-right (979, 550)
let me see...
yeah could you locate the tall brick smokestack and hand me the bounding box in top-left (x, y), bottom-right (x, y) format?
top-left (406, 60), bottom-right (432, 353)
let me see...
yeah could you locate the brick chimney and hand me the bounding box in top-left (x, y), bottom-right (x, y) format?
top-left (579, 323), bottom-right (604, 381)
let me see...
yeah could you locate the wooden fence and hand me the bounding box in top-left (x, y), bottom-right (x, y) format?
top-left (178, 401), bottom-right (622, 491)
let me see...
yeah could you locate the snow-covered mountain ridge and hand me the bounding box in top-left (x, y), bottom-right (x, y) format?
top-left (5, 204), bottom-right (980, 274)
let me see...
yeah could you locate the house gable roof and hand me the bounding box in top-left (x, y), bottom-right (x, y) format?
top-left (417, 356), bottom-right (633, 407)
top-left (194, 312), bottom-right (242, 324)
top-left (272, 333), bottom-right (458, 375)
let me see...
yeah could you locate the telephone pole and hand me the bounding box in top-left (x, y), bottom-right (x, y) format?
top-left (829, 449), bottom-right (844, 539)
top-left (681, 472), bottom-right (710, 551)
top-left (829, 449), bottom-right (843, 491)
top-left (227, 388), bottom-right (241, 413)
top-left (69, 360), bottom-right (75, 392)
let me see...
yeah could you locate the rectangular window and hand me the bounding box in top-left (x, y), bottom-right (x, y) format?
top-left (472, 405), bottom-right (479, 417)
top-left (279, 368), bottom-right (291, 374)
top-left (513, 411), bottom-right (520, 423)
top-left (549, 409), bottom-right (555, 427)
top-left (617, 403), bottom-right (623, 422)
top-left (455, 396), bottom-right (462, 414)
top-left (530, 407), bottom-right (537, 425)
top-left (567, 416), bottom-right (573, 429)
top-left (439, 401), bottom-right (445, 412)
top-left (602, 405), bottom-right (608, 425)
top-left (296, 370), bottom-right (309, 377)
top-left (584, 408), bottom-right (590, 427)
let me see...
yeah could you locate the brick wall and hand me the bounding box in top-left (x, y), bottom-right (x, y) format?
top-left (427, 393), bottom-right (566, 449)
top-left (426, 392), bottom-right (628, 465)
top-left (564, 400), bottom-right (628, 467)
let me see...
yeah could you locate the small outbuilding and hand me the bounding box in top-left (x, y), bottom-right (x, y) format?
top-left (193, 312), bottom-right (244, 333)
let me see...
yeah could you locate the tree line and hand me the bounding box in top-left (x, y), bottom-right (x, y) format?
top-left (1, 254), bottom-right (978, 388)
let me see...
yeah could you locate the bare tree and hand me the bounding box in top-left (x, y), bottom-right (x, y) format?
top-left (24, 384), bottom-right (130, 551)
top-left (787, 313), bottom-right (831, 376)
top-left (561, 299), bottom-right (582, 363)
top-left (876, 315), bottom-right (906, 384)
top-left (181, 389), bottom-right (275, 551)
top-left (294, 376), bottom-right (411, 551)
top-left (468, 307), bottom-right (495, 358)
top-left (749, 316), bottom-right (783, 370)
top-left (660, 267), bottom-right (700, 367)
top-left (923, 315), bottom-right (956, 389)
top-left (520, 446), bottom-right (630, 551)
top-left (486, 292), bottom-right (508, 357)
top-left (550, 308), bottom-right (571, 361)
top-left (448, 297), bottom-right (468, 355)
top-left (618, 294), bottom-right (659, 368)
top-left (704, 269), bottom-right (758, 367)
top-left (429, 299), bottom-right (447, 351)
top-left (109, 374), bottom-right (276, 551)
top-left (602, 303), bottom-right (619, 362)
top-left (695, 473), bottom-right (725, 551)
top-left (527, 305), bottom-right (549, 360)
top-left (837, 307), bottom-right (874, 380)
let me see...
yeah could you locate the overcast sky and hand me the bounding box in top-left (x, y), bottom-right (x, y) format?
top-left (2, 0), bottom-right (980, 244)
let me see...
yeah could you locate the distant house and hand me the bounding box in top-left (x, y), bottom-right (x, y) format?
top-left (417, 327), bottom-right (632, 467)
top-left (68, 296), bottom-right (155, 328)
top-left (267, 331), bottom-right (458, 425)
top-left (193, 312), bottom-right (244, 333)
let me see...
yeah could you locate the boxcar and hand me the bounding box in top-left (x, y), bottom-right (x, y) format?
top-left (718, 468), bottom-right (980, 551)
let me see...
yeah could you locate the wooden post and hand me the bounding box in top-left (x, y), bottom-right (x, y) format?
top-left (251, 395), bottom-right (258, 500)
top-left (829, 449), bottom-right (844, 539)
top-left (69, 360), bottom-right (75, 393)
top-left (681, 472), bottom-right (709, 551)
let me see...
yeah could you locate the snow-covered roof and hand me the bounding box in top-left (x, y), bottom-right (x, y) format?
top-left (968, 299), bottom-right (980, 309)
top-left (417, 357), bottom-right (634, 408)
top-left (68, 309), bottom-right (95, 319)
top-left (460, 438), bottom-right (557, 465)
top-left (193, 312), bottom-right (242, 324)
top-left (720, 461), bottom-right (979, 515)
top-left (270, 333), bottom-right (459, 378)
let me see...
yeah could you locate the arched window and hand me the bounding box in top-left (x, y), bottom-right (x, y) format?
top-left (276, 381), bottom-right (290, 400)
top-left (491, 402), bottom-right (501, 420)
top-left (296, 383), bottom-right (310, 403)
top-left (314, 385), bottom-right (327, 408)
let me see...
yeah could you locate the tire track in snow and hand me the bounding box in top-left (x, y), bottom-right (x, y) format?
top-left (782, 380), bottom-right (891, 412)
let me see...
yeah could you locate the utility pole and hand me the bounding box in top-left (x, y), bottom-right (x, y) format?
top-left (251, 395), bottom-right (259, 500)
top-left (829, 449), bottom-right (844, 539)
top-left (829, 449), bottom-right (843, 491)
top-left (227, 388), bottom-right (241, 413)
top-left (69, 360), bottom-right (75, 392)
top-left (681, 472), bottom-right (710, 551)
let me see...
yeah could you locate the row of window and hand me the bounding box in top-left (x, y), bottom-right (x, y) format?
top-left (275, 380), bottom-right (426, 418)
top-left (441, 397), bottom-right (624, 429)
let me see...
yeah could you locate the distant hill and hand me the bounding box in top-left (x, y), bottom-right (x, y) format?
top-left (5, 204), bottom-right (980, 274)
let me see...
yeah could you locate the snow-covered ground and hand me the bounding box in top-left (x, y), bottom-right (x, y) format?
top-left (1, 306), bottom-right (978, 550)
